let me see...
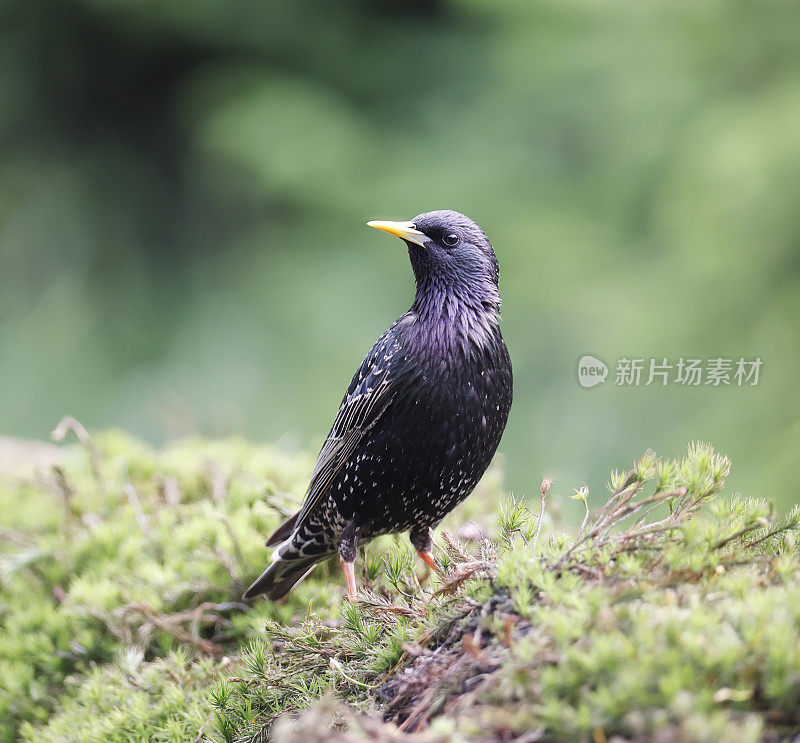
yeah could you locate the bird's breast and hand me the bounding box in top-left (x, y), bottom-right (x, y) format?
top-left (321, 314), bottom-right (512, 537)
top-left (395, 335), bottom-right (512, 449)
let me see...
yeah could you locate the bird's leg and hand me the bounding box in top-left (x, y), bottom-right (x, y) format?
top-left (339, 555), bottom-right (357, 600)
top-left (409, 525), bottom-right (438, 574)
top-left (339, 522), bottom-right (359, 601)
top-left (417, 549), bottom-right (438, 573)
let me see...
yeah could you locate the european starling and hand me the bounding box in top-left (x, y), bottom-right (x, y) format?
top-left (243, 210), bottom-right (512, 601)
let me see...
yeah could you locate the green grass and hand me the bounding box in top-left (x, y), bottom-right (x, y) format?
top-left (1, 431), bottom-right (799, 742)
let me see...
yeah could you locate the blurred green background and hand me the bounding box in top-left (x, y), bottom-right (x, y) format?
top-left (2, 0), bottom-right (799, 517)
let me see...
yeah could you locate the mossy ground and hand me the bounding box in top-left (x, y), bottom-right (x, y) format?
top-left (1, 427), bottom-right (798, 742)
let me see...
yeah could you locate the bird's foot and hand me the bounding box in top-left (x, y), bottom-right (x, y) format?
top-left (339, 555), bottom-right (358, 601)
top-left (417, 550), bottom-right (439, 573)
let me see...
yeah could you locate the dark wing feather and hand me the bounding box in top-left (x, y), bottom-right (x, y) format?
top-left (290, 326), bottom-right (408, 531)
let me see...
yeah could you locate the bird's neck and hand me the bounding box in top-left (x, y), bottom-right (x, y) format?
top-left (410, 280), bottom-right (502, 358)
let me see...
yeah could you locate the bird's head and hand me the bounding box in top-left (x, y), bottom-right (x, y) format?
top-left (368, 210), bottom-right (500, 314)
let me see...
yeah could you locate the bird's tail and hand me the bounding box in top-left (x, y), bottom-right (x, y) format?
top-left (265, 511), bottom-right (299, 547)
top-left (242, 552), bottom-right (325, 601)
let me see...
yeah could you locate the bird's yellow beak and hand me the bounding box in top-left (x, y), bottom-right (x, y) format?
top-left (367, 220), bottom-right (427, 248)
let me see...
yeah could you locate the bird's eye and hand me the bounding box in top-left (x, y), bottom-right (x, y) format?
top-left (442, 232), bottom-right (459, 247)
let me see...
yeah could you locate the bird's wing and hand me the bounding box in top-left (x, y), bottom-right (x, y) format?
top-left (292, 328), bottom-right (409, 530)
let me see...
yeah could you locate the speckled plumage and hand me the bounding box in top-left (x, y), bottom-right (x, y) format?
top-left (244, 210), bottom-right (512, 600)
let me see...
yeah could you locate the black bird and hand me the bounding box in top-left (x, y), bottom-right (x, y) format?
top-left (243, 210), bottom-right (513, 601)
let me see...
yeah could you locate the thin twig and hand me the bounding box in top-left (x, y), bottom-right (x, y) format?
top-left (742, 524), bottom-right (796, 550)
top-left (0, 527), bottom-right (33, 547)
top-left (555, 487), bottom-right (688, 571)
top-left (124, 484), bottom-right (152, 539)
top-left (51, 416), bottom-right (107, 499)
top-left (532, 479), bottom-right (551, 550)
top-left (214, 513), bottom-right (246, 581)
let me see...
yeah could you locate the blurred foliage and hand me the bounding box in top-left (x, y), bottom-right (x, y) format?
top-left (2, 0), bottom-right (800, 511)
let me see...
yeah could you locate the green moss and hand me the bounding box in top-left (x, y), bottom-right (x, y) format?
top-left (2, 436), bottom-right (799, 742)
top-left (205, 444), bottom-right (800, 743)
top-left (18, 648), bottom-right (222, 743)
top-left (0, 433), bottom-right (328, 741)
